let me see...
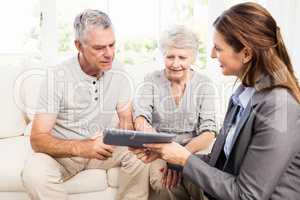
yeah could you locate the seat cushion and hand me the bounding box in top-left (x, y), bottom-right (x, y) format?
top-left (0, 136), bottom-right (32, 191)
top-left (0, 136), bottom-right (111, 194)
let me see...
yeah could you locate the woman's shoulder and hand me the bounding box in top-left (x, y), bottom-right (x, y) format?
top-left (190, 71), bottom-right (216, 94)
top-left (253, 87), bottom-right (300, 141)
top-left (191, 70), bottom-right (213, 83)
top-left (255, 87), bottom-right (300, 111)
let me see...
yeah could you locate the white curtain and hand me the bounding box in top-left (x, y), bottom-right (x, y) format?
top-left (207, 0), bottom-right (300, 79)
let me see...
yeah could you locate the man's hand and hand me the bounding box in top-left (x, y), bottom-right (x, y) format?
top-left (74, 134), bottom-right (115, 160)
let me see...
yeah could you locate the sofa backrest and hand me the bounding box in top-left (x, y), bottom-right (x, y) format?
top-left (19, 67), bottom-right (45, 122)
top-left (0, 59), bottom-right (162, 139)
top-left (0, 65), bottom-right (27, 138)
top-left (17, 66), bottom-right (45, 136)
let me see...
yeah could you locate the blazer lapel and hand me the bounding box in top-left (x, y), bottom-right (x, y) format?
top-left (222, 99), bottom-right (253, 168)
top-left (226, 75), bottom-right (273, 150)
top-left (209, 100), bottom-right (239, 166)
top-left (229, 98), bottom-right (253, 148)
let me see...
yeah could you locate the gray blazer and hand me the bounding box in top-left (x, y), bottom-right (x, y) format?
top-left (182, 78), bottom-right (300, 200)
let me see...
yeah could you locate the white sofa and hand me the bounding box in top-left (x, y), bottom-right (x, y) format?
top-left (0, 64), bottom-right (120, 200)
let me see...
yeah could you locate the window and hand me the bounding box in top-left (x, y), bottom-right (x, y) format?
top-left (55, 0), bottom-right (208, 69)
top-left (1, 0), bottom-right (208, 70)
top-left (0, 0), bottom-right (41, 66)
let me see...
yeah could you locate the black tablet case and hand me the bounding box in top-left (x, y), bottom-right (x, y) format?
top-left (103, 129), bottom-right (176, 148)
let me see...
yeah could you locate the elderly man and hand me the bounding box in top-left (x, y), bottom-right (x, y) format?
top-left (22, 9), bottom-right (149, 200)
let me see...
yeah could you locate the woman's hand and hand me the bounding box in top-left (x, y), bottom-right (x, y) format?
top-left (161, 167), bottom-right (182, 189)
top-left (129, 147), bottom-right (160, 163)
top-left (143, 142), bottom-right (192, 166)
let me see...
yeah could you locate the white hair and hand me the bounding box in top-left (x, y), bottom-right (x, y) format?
top-left (159, 25), bottom-right (199, 57)
top-left (74, 9), bottom-right (112, 42)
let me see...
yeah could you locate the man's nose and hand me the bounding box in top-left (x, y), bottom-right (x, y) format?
top-left (104, 46), bottom-right (114, 58)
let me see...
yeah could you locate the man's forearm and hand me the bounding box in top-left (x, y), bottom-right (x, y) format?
top-left (30, 132), bottom-right (86, 158)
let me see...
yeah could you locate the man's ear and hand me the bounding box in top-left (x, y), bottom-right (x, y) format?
top-left (242, 47), bottom-right (253, 64)
top-left (75, 40), bottom-right (83, 52)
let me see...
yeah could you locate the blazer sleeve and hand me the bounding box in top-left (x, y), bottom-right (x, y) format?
top-left (182, 90), bottom-right (300, 200)
top-left (194, 153), bottom-right (210, 164)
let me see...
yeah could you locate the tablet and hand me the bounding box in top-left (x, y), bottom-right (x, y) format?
top-left (103, 128), bottom-right (176, 148)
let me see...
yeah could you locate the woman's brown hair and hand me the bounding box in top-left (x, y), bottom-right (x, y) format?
top-left (213, 2), bottom-right (300, 103)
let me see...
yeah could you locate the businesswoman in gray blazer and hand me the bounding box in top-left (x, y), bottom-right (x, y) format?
top-left (134, 2), bottom-right (300, 199)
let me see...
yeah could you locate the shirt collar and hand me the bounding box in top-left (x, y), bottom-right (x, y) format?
top-left (232, 85), bottom-right (256, 109)
top-left (74, 54), bottom-right (107, 81)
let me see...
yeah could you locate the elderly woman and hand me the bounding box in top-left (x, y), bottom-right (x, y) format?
top-left (133, 26), bottom-right (217, 199)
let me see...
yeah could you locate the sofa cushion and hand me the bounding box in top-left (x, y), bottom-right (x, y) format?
top-left (0, 136), bottom-right (32, 191)
top-left (69, 188), bottom-right (116, 200)
top-left (23, 122), bottom-right (32, 136)
top-left (0, 66), bottom-right (27, 138)
top-left (0, 136), bottom-right (113, 194)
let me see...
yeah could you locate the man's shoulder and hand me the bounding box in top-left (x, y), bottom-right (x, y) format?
top-left (104, 62), bottom-right (135, 89)
top-left (46, 56), bottom-right (76, 71)
top-left (59, 56), bottom-right (78, 72)
top-left (110, 61), bottom-right (126, 71)
top-left (47, 56), bottom-right (79, 81)
top-left (107, 61), bottom-right (130, 77)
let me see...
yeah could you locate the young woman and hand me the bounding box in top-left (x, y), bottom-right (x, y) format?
top-left (135, 3), bottom-right (300, 200)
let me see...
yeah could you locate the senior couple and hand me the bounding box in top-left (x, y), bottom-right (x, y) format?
top-left (22, 3), bottom-right (300, 200)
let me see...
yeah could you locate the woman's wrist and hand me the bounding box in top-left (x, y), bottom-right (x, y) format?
top-left (179, 150), bottom-right (192, 166)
